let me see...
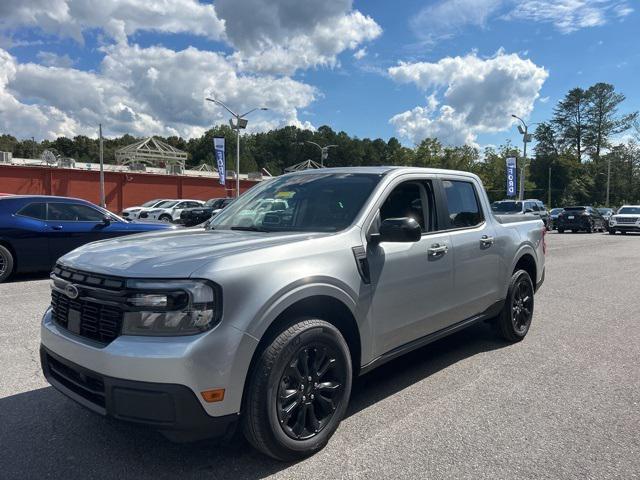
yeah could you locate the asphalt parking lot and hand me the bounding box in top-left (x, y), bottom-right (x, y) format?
top-left (1, 231), bottom-right (639, 479)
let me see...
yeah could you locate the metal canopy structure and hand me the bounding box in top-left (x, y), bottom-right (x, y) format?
top-left (284, 159), bottom-right (324, 173)
top-left (115, 137), bottom-right (187, 169)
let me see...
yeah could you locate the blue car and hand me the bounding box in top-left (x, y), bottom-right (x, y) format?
top-left (0, 195), bottom-right (174, 282)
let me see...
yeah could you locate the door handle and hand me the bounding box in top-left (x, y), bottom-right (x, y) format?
top-left (480, 235), bottom-right (494, 246)
top-left (51, 225), bottom-right (63, 230)
top-left (428, 244), bottom-right (448, 256)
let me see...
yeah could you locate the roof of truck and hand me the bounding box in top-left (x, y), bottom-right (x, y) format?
top-left (284, 166), bottom-right (478, 177)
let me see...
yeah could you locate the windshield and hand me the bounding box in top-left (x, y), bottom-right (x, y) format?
top-left (209, 173), bottom-right (382, 232)
top-left (565, 207), bottom-right (586, 212)
top-left (154, 200), bottom-right (178, 208)
top-left (141, 199), bottom-right (162, 207)
top-left (492, 201), bottom-right (522, 213)
top-left (205, 198), bottom-right (222, 207)
top-left (618, 207), bottom-right (640, 214)
top-left (597, 208), bottom-right (613, 214)
top-left (550, 208), bottom-right (564, 215)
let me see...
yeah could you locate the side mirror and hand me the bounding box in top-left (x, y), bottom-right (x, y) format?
top-left (101, 215), bottom-right (112, 225)
top-left (372, 217), bottom-right (422, 243)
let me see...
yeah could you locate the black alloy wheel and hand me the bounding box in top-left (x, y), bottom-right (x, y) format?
top-left (0, 245), bottom-right (14, 283)
top-left (511, 276), bottom-right (534, 336)
top-left (276, 344), bottom-right (346, 440)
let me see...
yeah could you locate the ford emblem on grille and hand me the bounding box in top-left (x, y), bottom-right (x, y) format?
top-left (64, 283), bottom-right (79, 299)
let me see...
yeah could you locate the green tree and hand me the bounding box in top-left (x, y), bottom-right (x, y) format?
top-left (552, 87), bottom-right (589, 160)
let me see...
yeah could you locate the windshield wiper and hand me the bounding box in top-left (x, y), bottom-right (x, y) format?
top-left (230, 226), bottom-right (271, 232)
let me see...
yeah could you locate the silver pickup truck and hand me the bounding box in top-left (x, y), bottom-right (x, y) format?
top-left (40, 167), bottom-right (546, 460)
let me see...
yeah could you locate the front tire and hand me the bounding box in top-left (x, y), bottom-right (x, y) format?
top-left (0, 245), bottom-right (14, 283)
top-left (496, 270), bottom-right (535, 342)
top-left (158, 214), bottom-right (173, 223)
top-left (243, 319), bottom-right (352, 461)
top-left (558, 228), bottom-right (565, 233)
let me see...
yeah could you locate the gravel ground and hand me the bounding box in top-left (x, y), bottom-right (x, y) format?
top-left (1, 231), bottom-right (639, 479)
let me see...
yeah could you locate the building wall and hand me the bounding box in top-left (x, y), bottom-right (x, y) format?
top-left (0, 165), bottom-right (257, 212)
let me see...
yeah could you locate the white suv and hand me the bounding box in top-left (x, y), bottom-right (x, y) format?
top-left (122, 199), bottom-right (173, 220)
top-left (609, 205), bottom-right (640, 235)
top-left (139, 199), bottom-right (205, 222)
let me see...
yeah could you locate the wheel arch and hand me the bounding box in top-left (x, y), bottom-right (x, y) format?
top-left (240, 292), bottom-right (363, 414)
top-left (0, 238), bottom-right (17, 273)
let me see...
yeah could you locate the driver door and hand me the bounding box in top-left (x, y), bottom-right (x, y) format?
top-left (366, 177), bottom-right (455, 356)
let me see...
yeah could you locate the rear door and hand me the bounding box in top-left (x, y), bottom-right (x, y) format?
top-left (438, 177), bottom-right (502, 321)
top-left (367, 175), bottom-right (455, 355)
top-left (11, 201), bottom-right (50, 272)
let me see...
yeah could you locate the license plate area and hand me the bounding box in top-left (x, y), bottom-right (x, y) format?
top-left (568, 215), bottom-right (575, 219)
top-left (67, 309), bottom-right (82, 334)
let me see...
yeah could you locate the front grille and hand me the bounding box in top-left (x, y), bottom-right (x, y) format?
top-left (51, 265), bottom-right (126, 344)
top-left (616, 217), bottom-right (638, 224)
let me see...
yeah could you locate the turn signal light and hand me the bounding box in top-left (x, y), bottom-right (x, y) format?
top-left (201, 389), bottom-right (225, 403)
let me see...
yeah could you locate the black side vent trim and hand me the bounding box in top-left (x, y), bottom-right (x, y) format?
top-left (351, 246), bottom-right (371, 284)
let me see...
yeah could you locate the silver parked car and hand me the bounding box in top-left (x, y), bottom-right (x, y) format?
top-left (41, 167), bottom-right (546, 460)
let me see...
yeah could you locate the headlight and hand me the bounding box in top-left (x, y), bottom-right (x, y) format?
top-left (122, 279), bottom-right (221, 336)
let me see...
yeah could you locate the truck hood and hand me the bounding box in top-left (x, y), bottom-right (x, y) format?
top-left (60, 228), bottom-right (328, 277)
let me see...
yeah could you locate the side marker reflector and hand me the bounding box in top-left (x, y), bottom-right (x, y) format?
top-left (201, 389), bottom-right (225, 403)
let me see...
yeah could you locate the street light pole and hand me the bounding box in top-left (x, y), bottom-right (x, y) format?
top-left (302, 141), bottom-right (337, 167)
top-left (606, 156), bottom-right (611, 206)
top-left (548, 166), bottom-right (552, 207)
top-left (206, 97), bottom-right (268, 198)
top-left (511, 115), bottom-right (536, 201)
top-left (99, 124), bottom-right (105, 208)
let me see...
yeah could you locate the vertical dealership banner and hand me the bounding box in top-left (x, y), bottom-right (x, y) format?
top-left (506, 157), bottom-right (517, 197)
top-left (214, 137), bottom-right (226, 186)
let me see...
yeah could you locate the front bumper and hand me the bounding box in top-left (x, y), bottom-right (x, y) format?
top-left (609, 222), bottom-right (640, 232)
top-left (41, 346), bottom-right (237, 440)
top-left (40, 308), bottom-right (258, 420)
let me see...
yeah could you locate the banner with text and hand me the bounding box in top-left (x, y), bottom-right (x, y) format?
top-left (506, 157), bottom-right (517, 197)
top-left (214, 137), bottom-right (226, 186)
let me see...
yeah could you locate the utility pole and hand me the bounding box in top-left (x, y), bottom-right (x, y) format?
top-left (99, 124), bottom-right (105, 208)
top-left (206, 97), bottom-right (268, 198)
top-left (606, 156), bottom-right (611, 206)
top-left (548, 166), bottom-right (552, 207)
top-left (31, 136), bottom-right (36, 159)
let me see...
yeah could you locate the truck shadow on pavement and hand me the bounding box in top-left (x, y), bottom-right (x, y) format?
top-left (0, 322), bottom-right (505, 479)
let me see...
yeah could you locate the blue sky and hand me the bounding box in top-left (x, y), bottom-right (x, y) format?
top-left (0, 0), bottom-right (637, 149)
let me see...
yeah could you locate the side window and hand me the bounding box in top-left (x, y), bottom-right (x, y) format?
top-left (47, 203), bottom-right (105, 222)
top-left (16, 202), bottom-right (47, 220)
top-left (379, 180), bottom-right (435, 232)
top-left (442, 180), bottom-right (484, 228)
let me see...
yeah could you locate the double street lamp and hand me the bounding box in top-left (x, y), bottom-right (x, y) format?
top-left (295, 141), bottom-right (337, 167)
top-left (206, 97), bottom-right (268, 197)
top-left (511, 114), bottom-right (539, 201)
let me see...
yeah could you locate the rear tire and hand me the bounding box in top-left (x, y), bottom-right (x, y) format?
top-left (242, 318), bottom-right (352, 461)
top-left (0, 245), bottom-right (14, 283)
top-left (159, 214), bottom-right (173, 223)
top-left (558, 228), bottom-right (564, 233)
top-left (609, 230), bottom-right (615, 235)
top-left (495, 270), bottom-right (535, 342)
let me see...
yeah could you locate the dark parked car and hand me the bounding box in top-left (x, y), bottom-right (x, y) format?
top-left (556, 206), bottom-right (606, 233)
top-left (179, 197), bottom-right (234, 226)
top-left (549, 208), bottom-right (564, 230)
top-left (0, 195), bottom-right (174, 282)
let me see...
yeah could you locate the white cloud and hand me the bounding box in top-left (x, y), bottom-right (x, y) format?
top-left (411, 0), bottom-right (633, 42)
top-left (411, 0), bottom-right (503, 43)
top-left (1, 43), bottom-right (318, 139)
top-left (504, 0), bottom-right (633, 33)
top-left (353, 48), bottom-right (368, 60)
top-left (388, 51), bottom-right (548, 145)
top-left (219, 0), bottom-right (382, 75)
top-left (0, 0), bottom-right (224, 43)
top-left (36, 51), bottom-right (75, 68)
